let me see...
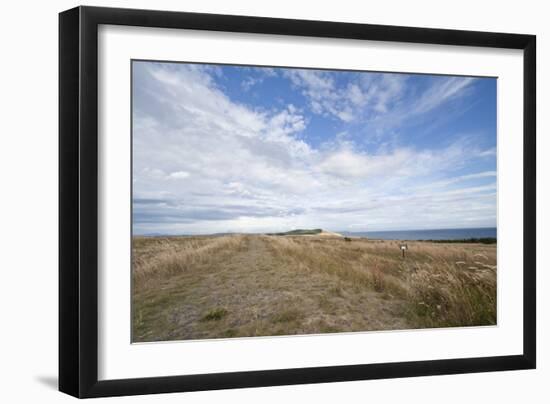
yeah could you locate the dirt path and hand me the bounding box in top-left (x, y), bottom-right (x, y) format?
top-left (133, 236), bottom-right (412, 342)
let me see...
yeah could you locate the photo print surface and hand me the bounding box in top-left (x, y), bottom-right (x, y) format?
top-left (131, 60), bottom-right (497, 343)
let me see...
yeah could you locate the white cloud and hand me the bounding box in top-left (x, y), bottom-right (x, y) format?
top-left (132, 62), bottom-right (495, 235)
top-left (409, 171), bottom-right (496, 192)
top-left (317, 137), bottom-right (481, 181)
top-left (284, 69), bottom-right (354, 121)
top-left (280, 68), bottom-right (477, 148)
top-left (168, 171), bottom-right (190, 179)
top-left (459, 171), bottom-right (497, 180)
top-left (240, 67), bottom-right (278, 91)
top-left (413, 77), bottom-right (475, 115)
top-left (241, 76), bottom-right (261, 91)
top-left (478, 147), bottom-right (496, 157)
top-left (318, 147), bottom-right (409, 179)
top-left (284, 69), bottom-right (409, 123)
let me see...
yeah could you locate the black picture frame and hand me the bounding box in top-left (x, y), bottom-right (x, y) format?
top-left (59, 5), bottom-right (536, 398)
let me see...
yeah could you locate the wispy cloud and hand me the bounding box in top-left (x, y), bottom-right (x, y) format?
top-left (282, 69), bottom-right (475, 129)
top-left (413, 77), bottom-right (475, 115)
top-left (283, 69), bottom-right (409, 123)
top-left (240, 66), bottom-right (278, 91)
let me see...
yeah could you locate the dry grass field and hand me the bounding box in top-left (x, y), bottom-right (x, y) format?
top-left (132, 235), bottom-right (496, 342)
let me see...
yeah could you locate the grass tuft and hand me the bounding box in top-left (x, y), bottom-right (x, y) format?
top-left (201, 308), bottom-right (228, 322)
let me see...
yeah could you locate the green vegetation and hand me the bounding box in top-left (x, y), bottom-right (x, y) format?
top-left (421, 238), bottom-right (497, 244)
top-left (201, 308), bottom-right (229, 322)
top-left (266, 228), bottom-right (323, 236)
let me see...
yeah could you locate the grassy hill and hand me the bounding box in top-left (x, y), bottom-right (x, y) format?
top-left (267, 228), bottom-right (323, 236)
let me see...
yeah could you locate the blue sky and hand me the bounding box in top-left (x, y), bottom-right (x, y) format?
top-left (132, 61), bottom-right (496, 235)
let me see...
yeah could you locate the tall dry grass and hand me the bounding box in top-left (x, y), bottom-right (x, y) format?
top-left (267, 236), bottom-right (407, 296)
top-left (132, 235), bottom-right (247, 290)
top-left (132, 235), bottom-right (496, 342)
top-left (267, 236), bottom-right (496, 328)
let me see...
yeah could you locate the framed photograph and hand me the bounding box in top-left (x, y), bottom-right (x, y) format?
top-left (59, 6), bottom-right (536, 398)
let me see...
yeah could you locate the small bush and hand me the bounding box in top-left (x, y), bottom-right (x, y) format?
top-left (201, 307), bottom-right (228, 322)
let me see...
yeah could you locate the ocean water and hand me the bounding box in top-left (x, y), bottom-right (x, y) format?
top-left (343, 227), bottom-right (497, 241)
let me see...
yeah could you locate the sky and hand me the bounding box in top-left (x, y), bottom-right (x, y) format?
top-left (132, 61), bottom-right (497, 235)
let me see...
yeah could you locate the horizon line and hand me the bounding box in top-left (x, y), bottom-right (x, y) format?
top-left (133, 225), bottom-right (497, 237)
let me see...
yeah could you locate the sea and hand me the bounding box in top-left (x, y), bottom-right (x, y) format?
top-left (342, 227), bottom-right (497, 241)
